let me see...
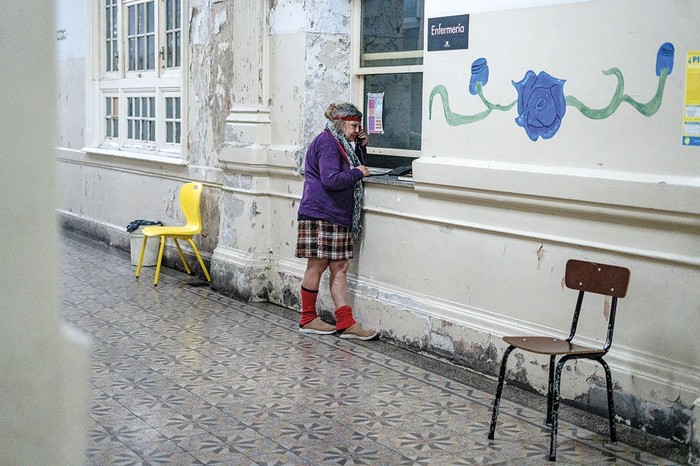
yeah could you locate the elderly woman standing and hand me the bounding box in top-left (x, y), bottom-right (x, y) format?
top-left (295, 103), bottom-right (378, 340)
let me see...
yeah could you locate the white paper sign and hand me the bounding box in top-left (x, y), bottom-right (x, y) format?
top-left (366, 92), bottom-right (384, 134)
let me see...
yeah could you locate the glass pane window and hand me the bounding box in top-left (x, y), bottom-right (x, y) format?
top-left (165, 96), bottom-right (181, 144)
top-left (364, 73), bottom-right (422, 151)
top-left (358, 0), bottom-right (424, 164)
top-left (165, 0), bottom-right (182, 68)
top-left (127, 1), bottom-right (156, 71)
top-left (105, 0), bottom-right (119, 71)
top-left (96, 1), bottom-right (185, 156)
top-left (127, 96), bottom-right (156, 142)
top-left (105, 96), bottom-right (119, 138)
top-left (361, 0), bottom-right (424, 67)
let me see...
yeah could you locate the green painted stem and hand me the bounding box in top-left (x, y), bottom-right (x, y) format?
top-left (621, 68), bottom-right (668, 116)
top-left (565, 68), bottom-right (625, 119)
top-left (477, 83), bottom-right (517, 111)
top-left (566, 67), bottom-right (668, 118)
top-left (429, 84), bottom-right (492, 125)
top-left (429, 83), bottom-right (515, 126)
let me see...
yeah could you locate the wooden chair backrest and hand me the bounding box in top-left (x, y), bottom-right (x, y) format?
top-left (565, 259), bottom-right (630, 298)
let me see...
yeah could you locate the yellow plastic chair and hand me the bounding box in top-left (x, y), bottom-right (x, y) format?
top-left (135, 182), bottom-right (211, 286)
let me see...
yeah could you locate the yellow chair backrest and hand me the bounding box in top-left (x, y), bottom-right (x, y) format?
top-left (180, 182), bottom-right (204, 234)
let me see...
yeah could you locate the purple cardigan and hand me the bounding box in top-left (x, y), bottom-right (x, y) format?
top-left (298, 130), bottom-right (364, 228)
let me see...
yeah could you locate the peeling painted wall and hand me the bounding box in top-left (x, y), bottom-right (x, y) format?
top-left (189, 0), bottom-right (235, 167)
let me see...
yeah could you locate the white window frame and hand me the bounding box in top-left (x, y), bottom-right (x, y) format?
top-left (161, 90), bottom-right (182, 152)
top-left (85, 0), bottom-right (188, 163)
top-left (104, 93), bottom-right (120, 141)
top-left (124, 93), bottom-right (157, 149)
top-left (352, 0), bottom-right (424, 159)
top-left (125, 0), bottom-right (157, 72)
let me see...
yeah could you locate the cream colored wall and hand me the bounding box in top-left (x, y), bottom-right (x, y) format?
top-left (398, 0), bottom-right (699, 444)
top-left (424, 0), bottom-right (700, 175)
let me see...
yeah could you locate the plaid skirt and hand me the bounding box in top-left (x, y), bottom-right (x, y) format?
top-left (295, 219), bottom-right (353, 260)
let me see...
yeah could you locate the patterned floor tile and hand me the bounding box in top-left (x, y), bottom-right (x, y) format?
top-left (85, 442), bottom-right (148, 466)
top-left (58, 232), bottom-right (683, 466)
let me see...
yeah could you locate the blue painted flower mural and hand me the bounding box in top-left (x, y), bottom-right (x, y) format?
top-left (429, 42), bottom-right (675, 141)
top-left (469, 58), bottom-right (489, 96)
top-left (512, 70), bottom-right (567, 141)
top-left (656, 42), bottom-right (675, 76)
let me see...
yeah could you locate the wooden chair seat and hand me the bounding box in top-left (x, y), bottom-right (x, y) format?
top-left (503, 336), bottom-right (605, 356)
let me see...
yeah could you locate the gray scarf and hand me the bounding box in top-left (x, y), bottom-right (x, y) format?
top-left (325, 121), bottom-right (364, 239)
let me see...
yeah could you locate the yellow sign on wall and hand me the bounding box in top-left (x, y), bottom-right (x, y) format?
top-left (683, 51), bottom-right (700, 146)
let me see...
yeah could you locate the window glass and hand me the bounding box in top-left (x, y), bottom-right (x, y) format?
top-left (364, 73), bottom-right (422, 151)
top-left (165, 0), bottom-right (182, 68)
top-left (105, 97), bottom-right (119, 138)
top-left (361, 0), bottom-right (423, 67)
top-left (127, 1), bottom-right (156, 71)
top-left (165, 96), bottom-right (181, 144)
top-left (98, 0), bottom-right (183, 155)
top-left (105, 0), bottom-right (119, 72)
top-left (127, 96), bottom-right (156, 143)
top-left (358, 0), bottom-right (424, 166)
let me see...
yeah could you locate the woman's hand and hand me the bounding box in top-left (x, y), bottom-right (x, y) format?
top-left (357, 128), bottom-right (369, 146)
top-left (356, 165), bottom-right (370, 177)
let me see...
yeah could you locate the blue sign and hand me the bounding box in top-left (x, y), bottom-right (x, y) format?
top-left (428, 15), bottom-right (469, 52)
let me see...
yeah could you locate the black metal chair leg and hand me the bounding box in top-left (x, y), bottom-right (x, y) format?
top-left (549, 357), bottom-right (570, 461)
top-left (545, 355), bottom-right (556, 426)
top-left (488, 345), bottom-right (514, 440)
top-left (598, 358), bottom-right (617, 442)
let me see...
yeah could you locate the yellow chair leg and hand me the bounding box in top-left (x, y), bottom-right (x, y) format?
top-left (140, 233), bottom-right (209, 285)
top-left (153, 235), bottom-right (166, 286)
top-left (173, 239), bottom-right (192, 274)
top-left (135, 235), bottom-right (148, 278)
top-left (187, 238), bottom-right (211, 282)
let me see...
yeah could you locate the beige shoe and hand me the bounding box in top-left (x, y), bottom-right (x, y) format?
top-left (299, 317), bottom-right (336, 335)
top-left (339, 323), bottom-right (378, 340)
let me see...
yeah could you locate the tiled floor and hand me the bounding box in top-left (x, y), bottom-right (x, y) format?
top-left (59, 232), bottom-right (684, 465)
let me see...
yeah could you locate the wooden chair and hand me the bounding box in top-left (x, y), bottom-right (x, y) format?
top-left (135, 182), bottom-right (211, 286)
top-left (487, 259), bottom-right (631, 461)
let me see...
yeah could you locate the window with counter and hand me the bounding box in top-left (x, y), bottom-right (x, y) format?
top-left (355, 0), bottom-right (424, 174)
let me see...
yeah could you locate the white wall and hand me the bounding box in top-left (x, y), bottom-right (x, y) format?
top-left (55, 0), bottom-right (87, 151)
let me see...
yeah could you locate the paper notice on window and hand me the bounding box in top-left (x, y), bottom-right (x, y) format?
top-left (683, 51), bottom-right (700, 146)
top-left (367, 92), bottom-right (384, 134)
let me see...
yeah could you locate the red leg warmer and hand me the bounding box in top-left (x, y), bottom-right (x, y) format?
top-left (299, 287), bottom-right (319, 327)
top-left (334, 305), bottom-right (356, 332)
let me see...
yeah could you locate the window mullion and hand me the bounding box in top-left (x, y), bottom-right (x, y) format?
top-left (120, 1), bottom-right (127, 78)
top-left (156, 0), bottom-right (163, 76)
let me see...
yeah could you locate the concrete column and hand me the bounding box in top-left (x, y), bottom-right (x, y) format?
top-left (0, 1), bottom-right (90, 465)
top-left (221, 0), bottom-right (270, 160)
